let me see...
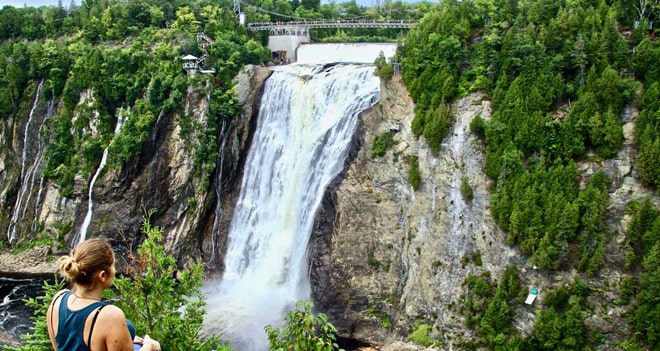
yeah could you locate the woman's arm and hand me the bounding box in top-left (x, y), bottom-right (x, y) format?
top-left (132, 335), bottom-right (161, 351)
top-left (93, 305), bottom-right (135, 351)
top-left (140, 335), bottom-right (160, 351)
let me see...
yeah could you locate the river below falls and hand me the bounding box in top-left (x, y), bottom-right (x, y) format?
top-left (0, 276), bottom-right (48, 339)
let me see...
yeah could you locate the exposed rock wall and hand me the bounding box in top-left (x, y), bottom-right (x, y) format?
top-left (312, 76), bottom-right (518, 347)
top-left (311, 75), bottom-right (658, 349)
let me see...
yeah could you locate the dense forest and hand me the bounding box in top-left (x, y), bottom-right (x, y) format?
top-left (0, 0), bottom-right (659, 350)
top-left (399, 0), bottom-right (660, 350)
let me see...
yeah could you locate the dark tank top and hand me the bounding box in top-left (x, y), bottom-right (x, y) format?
top-left (55, 291), bottom-right (136, 351)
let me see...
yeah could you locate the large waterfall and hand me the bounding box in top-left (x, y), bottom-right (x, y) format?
top-left (203, 63), bottom-right (381, 350)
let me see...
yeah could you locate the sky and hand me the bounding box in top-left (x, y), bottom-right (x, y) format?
top-left (0, 0), bottom-right (59, 7)
top-left (0, 0), bottom-right (432, 9)
top-left (0, 0), bottom-right (60, 8)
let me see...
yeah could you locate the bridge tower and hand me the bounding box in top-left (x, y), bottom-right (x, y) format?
top-left (234, 0), bottom-right (246, 25)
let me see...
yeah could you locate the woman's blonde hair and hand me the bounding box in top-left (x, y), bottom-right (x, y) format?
top-left (58, 237), bottom-right (114, 286)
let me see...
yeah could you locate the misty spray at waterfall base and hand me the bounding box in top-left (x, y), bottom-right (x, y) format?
top-left (202, 63), bottom-right (381, 351)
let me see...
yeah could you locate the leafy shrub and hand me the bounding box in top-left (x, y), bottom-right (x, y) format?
top-left (460, 176), bottom-right (474, 201)
top-left (408, 323), bottom-right (433, 347)
top-left (422, 104), bottom-right (452, 155)
top-left (469, 114), bottom-right (486, 139)
top-left (371, 131), bottom-right (394, 158)
top-left (619, 277), bottom-right (635, 305)
top-left (408, 155), bottom-right (420, 190)
top-left (377, 64), bottom-right (394, 81)
top-left (472, 249), bottom-right (482, 266)
top-left (619, 338), bottom-right (647, 351)
top-left (265, 300), bottom-right (343, 351)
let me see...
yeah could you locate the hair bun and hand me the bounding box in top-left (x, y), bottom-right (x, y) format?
top-left (58, 255), bottom-right (81, 281)
top-left (59, 238), bottom-right (113, 285)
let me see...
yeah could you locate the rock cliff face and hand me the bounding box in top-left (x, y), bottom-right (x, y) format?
top-left (0, 66), bottom-right (271, 273)
top-left (0, 65), bottom-right (657, 350)
top-left (311, 76), bottom-right (517, 347)
top-left (310, 76), bottom-right (658, 349)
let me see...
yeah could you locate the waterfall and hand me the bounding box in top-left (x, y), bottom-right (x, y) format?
top-left (209, 119), bottom-right (228, 264)
top-left (77, 108), bottom-right (128, 245)
top-left (203, 63), bottom-right (380, 351)
top-left (447, 118), bottom-right (469, 265)
top-left (7, 80), bottom-right (43, 244)
top-left (32, 91), bottom-right (56, 230)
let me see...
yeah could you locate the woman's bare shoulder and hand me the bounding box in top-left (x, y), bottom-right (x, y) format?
top-left (98, 304), bottom-right (127, 321)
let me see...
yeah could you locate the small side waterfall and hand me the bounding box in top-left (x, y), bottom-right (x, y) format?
top-left (447, 118), bottom-right (470, 266)
top-left (77, 108), bottom-right (128, 245)
top-left (32, 92), bottom-right (57, 230)
top-left (203, 63), bottom-right (380, 351)
top-left (7, 80), bottom-right (43, 244)
top-left (209, 119), bottom-right (228, 264)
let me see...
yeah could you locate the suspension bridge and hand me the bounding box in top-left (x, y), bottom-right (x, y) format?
top-left (185, 0), bottom-right (416, 70)
top-left (234, 0), bottom-right (417, 33)
top-left (247, 19), bottom-right (415, 33)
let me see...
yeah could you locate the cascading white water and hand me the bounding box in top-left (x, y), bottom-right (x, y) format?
top-left (209, 119), bottom-right (228, 264)
top-left (203, 63), bottom-right (380, 351)
top-left (32, 91), bottom-right (57, 230)
top-left (24, 90), bottom-right (56, 219)
top-left (447, 119), bottom-right (469, 265)
top-left (7, 80), bottom-right (43, 244)
top-left (77, 108), bottom-right (128, 245)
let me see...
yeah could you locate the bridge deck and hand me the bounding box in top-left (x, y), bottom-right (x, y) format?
top-left (247, 19), bottom-right (416, 31)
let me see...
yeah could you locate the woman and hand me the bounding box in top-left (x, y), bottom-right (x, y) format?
top-left (46, 237), bottom-right (161, 351)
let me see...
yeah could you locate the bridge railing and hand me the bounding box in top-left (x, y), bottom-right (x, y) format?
top-left (247, 19), bottom-right (416, 31)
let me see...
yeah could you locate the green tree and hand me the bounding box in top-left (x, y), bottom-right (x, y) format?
top-left (627, 198), bottom-right (660, 349)
top-left (172, 6), bottom-right (200, 33)
top-left (479, 291), bottom-right (514, 342)
top-left (633, 242), bottom-right (660, 348)
top-left (374, 51), bottom-right (394, 81)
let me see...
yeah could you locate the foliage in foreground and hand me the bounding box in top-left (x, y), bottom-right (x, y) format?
top-left (265, 300), bottom-right (343, 351)
top-left (3, 214), bottom-right (227, 351)
top-left (107, 212), bottom-right (228, 351)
